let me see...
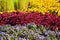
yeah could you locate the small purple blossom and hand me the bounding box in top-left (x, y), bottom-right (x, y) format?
top-left (45, 31), bottom-right (49, 35)
top-left (38, 35), bottom-right (45, 40)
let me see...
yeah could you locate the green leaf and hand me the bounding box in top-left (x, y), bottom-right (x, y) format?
top-left (10, 38), bottom-right (15, 40)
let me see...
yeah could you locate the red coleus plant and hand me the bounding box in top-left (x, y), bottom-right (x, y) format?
top-left (0, 11), bottom-right (60, 30)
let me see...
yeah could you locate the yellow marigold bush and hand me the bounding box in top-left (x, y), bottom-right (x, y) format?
top-left (28, 0), bottom-right (60, 15)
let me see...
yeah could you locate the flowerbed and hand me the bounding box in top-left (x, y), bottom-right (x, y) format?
top-left (0, 24), bottom-right (60, 40)
top-left (0, 11), bottom-right (60, 30)
top-left (0, 0), bottom-right (60, 40)
top-left (28, 0), bottom-right (60, 15)
top-left (0, 11), bottom-right (60, 40)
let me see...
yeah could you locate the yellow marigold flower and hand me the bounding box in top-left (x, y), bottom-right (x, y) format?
top-left (33, 8), bottom-right (38, 11)
top-left (28, 8), bottom-right (33, 12)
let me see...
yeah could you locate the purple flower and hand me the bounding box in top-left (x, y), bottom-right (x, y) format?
top-left (56, 31), bottom-right (60, 35)
top-left (58, 32), bottom-right (60, 35)
top-left (47, 30), bottom-right (51, 33)
top-left (45, 31), bottom-right (49, 35)
top-left (1, 32), bottom-right (5, 35)
top-left (19, 37), bottom-right (22, 40)
top-left (38, 35), bottom-right (45, 40)
top-left (16, 26), bottom-right (20, 31)
top-left (19, 37), bottom-right (26, 40)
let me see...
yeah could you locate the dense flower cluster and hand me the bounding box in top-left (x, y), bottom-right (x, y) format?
top-left (0, 24), bottom-right (60, 40)
top-left (28, 0), bottom-right (60, 15)
top-left (0, 11), bottom-right (60, 30)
